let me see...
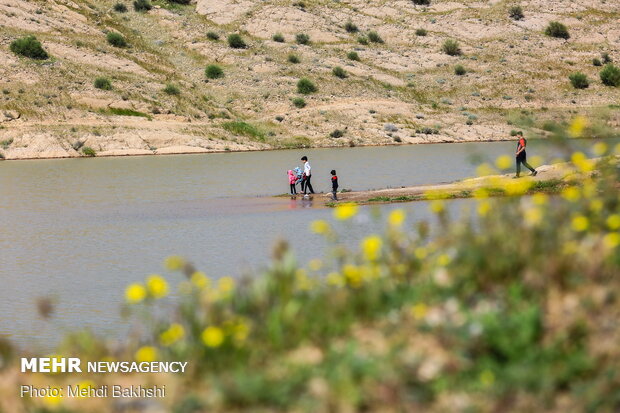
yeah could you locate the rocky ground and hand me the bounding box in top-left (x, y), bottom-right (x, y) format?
top-left (0, 0), bottom-right (618, 159)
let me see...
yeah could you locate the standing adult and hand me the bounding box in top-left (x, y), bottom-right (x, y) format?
top-left (515, 131), bottom-right (537, 178)
top-left (301, 156), bottom-right (314, 195)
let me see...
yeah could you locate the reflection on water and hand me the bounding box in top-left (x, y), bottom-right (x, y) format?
top-left (0, 140), bottom-right (607, 349)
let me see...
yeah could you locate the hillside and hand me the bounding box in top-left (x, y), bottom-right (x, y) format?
top-left (0, 0), bottom-right (618, 159)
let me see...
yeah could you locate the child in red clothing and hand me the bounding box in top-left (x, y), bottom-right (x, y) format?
top-left (287, 170), bottom-right (297, 195)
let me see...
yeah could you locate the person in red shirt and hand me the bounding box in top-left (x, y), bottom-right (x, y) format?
top-left (330, 170), bottom-right (339, 201)
top-left (515, 131), bottom-right (537, 178)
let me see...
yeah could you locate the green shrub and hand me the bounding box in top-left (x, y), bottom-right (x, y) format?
top-left (227, 34), bottom-right (247, 49)
top-left (593, 58), bottom-right (602, 67)
top-left (287, 54), bottom-right (300, 64)
top-left (163, 83), bottom-right (180, 95)
top-left (272, 33), bottom-right (285, 42)
top-left (442, 39), bottom-right (461, 56)
top-left (106, 32), bottom-right (127, 48)
top-left (94, 77), bottom-right (112, 90)
top-left (368, 31), bottom-right (383, 43)
top-left (569, 72), bottom-right (589, 89)
top-left (545, 21), bottom-right (570, 39)
top-left (296, 33), bottom-right (310, 45)
top-left (602, 53), bottom-right (612, 64)
top-left (454, 65), bottom-right (466, 75)
top-left (332, 66), bottom-right (347, 79)
top-left (206, 31), bottom-right (220, 41)
top-left (168, 0), bottom-right (190, 3)
top-left (357, 36), bottom-right (368, 45)
top-left (600, 64), bottom-right (620, 87)
top-left (10, 36), bottom-right (49, 59)
top-left (345, 21), bottom-right (358, 33)
top-left (509, 5), bottom-right (524, 20)
top-left (347, 51), bottom-right (360, 61)
top-left (81, 147), bottom-right (96, 157)
top-left (222, 121), bottom-right (265, 141)
top-left (412, 0), bottom-right (431, 4)
top-left (297, 78), bottom-right (317, 94)
top-left (205, 64), bottom-right (224, 79)
top-left (292, 97), bottom-right (306, 108)
top-left (133, 0), bottom-right (152, 11)
top-left (113, 2), bottom-right (128, 12)
top-left (109, 107), bottom-right (150, 118)
top-left (415, 28), bottom-right (427, 36)
top-left (330, 129), bottom-right (344, 138)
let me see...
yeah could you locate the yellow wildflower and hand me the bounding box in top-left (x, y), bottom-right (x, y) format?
top-left (334, 203), bottom-right (358, 220)
top-left (414, 247), bottom-right (427, 260)
top-left (218, 276), bottom-right (235, 294)
top-left (607, 214), bottom-right (620, 230)
top-left (571, 215), bottom-right (589, 232)
top-left (531, 193), bottom-right (548, 205)
top-left (190, 271), bottom-right (210, 289)
top-left (437, 254), bottom-right (451, 267)
top-left (295, 269), bottom-right (313, 291)
top-left (476, 163), bottom-right (494, 177)
top-left (477, 200), bottom-right (491, 217)
top-left (590, 199), bottom-right (603, 213)
top-left (568, 116), bottom-right (587, 138)
top-left (561, 186), bottom-right (580, 202)
top-left (361, 235), bottom-right (383, 261)
top-left (43, 389), bottom-right (63, 407)
top-left (388, 209), bottom-right (406, 227)
top-left (202, 326), bottom-right (225, 348)
top-left (160, 323), bottom-right (185, 347)
top-left (232, 320), bottom-right (250, 344)
top-left (343, 265), bottom-right (363, 288)
top-left (411, 303), bottom-right (428, 320)
top-left (495, 155), bottom-right (512, 170)
top-left (429, 200), bottom-right (445, 214)
top-left (125, 283), bottom-right (146, 304)
top-left (326, 272), bottom-right (344, 287)
top-left (592, 142), bottom-right (607, 156)
top-left (603, 233), bottom-right (620, 250)
top-left (502, 177), bottom-right (532, 196)
top-left (310, 219), bottom-right (330, 234)
top-left (309, 259), bottom-right (323, 271)
top-left (146, 274), bottom-right (168, 299)
top-left (164, 255), bottom-right (185, 271)
top-left (524, 207), bottom-right (543, 226)
top-left (473, 187), bottom-right (490, 199)
top-left (135, 346), bottom-right (158, 363)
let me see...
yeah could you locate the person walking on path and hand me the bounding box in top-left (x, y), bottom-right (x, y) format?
top-left (515, 131), bottom-right (537, 178)
top-left (301, 156), bottom-right (314, 195)
top-left (330, 170), bottom-right (339, 201)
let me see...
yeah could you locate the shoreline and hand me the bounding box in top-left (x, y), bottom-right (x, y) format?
top-left (0, 137), bottom-right (516, 162)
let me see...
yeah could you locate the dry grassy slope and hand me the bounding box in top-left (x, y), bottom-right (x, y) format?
top-left (0, 0), bottom-right (618, 159)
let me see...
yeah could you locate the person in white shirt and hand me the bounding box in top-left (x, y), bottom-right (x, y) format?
top-left (301, 156), bottom-right (314, 195)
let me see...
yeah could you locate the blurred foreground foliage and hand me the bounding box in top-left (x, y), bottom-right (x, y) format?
top-left (4, 120), bottom-right (620, 413)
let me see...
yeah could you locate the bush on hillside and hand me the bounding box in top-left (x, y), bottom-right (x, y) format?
top-left (296, 33), bottom-right (310, 45)
top-left (133, 0), bottom-right (152, 11)
top-left (415, 28), bottom-right (427, 36)
top-left (81, 147), bottom-right (96, 157)
top-left (593, 58), bottom-right (602, 67)
top-left (368, 31), bottom-right (383, 43)
top-left (509, 5), bottom-right (524, 20)
top-left (357, 36), bottom-right (369, 45)
top-left (292, 97), bottom-right (306, 108)
top-left (569, 72), bottom-right (589, 89)
top-left (206, 31), bottom-right (220, 41)
top-left (347, 51), bottom-right (360, 61)
top-left (227, 34), bottom-right (247, 49)
top-left (272, 33), bottom-right (285, 42)
top-left (454, 65), bottom-right (466, 75)
top-left (113, 2), bottom-right (128, 12)
top-left (297, 78), bottom-right (317, 94)
top-left (168, 0), bottom-right (190, 3)
top-left (10, 36), bottom-right (49, 59)
top-left (94, 77), bottom-right (113, 90)
top-left (205, 65), bottom-right (224, 79)
top-left (344, 21), bottom-right (358, 33)
top-left (332, 66), bottom-right (347, 79)
top-left (412, 0), bottom-right (431, 4)
top-left (600, 64), bottom-right (620, 87)
top-left (107, 32), bottom-right (127, 48)
top-left (545, 21), bottom-right (570, 39)
top-left (601, 53), bottom-right (612, 64)
top-left (287, 54), bottom-right (300, 64)
top-left (163, 83), bottom-right (180, 95)
top-left (442, 39), bottom-right (461, 56)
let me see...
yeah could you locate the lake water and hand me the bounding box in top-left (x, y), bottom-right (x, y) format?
top-left (0, 140), bottom-right (602, 349)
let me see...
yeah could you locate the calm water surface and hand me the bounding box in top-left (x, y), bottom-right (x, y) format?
top-left (0, 141), bottom-right (601, 349)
